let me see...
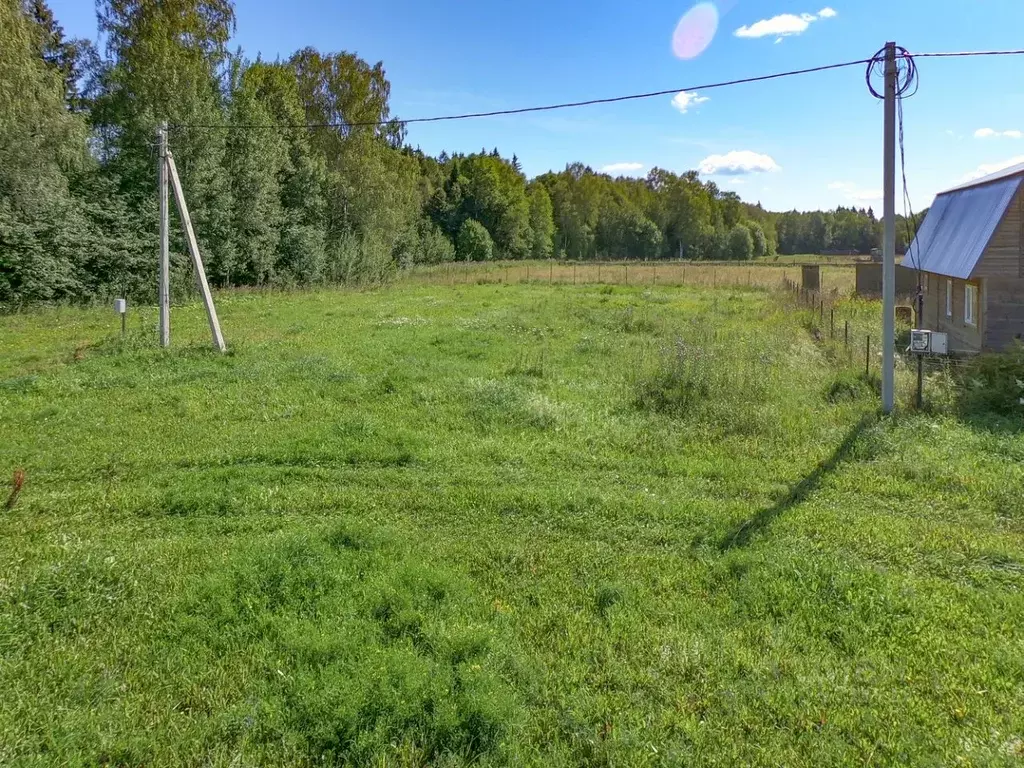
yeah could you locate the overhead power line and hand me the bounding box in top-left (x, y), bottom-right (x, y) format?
top-left (169, 48), bottom-right (1024, 131)
top-left (911, 49), bottom-right (1024, 58)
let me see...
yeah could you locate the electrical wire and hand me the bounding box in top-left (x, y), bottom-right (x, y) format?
top-left (167, 47), bottom-right (1024, 132)
top-left (172, 56), bottom-right (879, 130)
top-left (866, 45), bottom-right (918, 100)
top-left (898, 93), bottom-right (924, 329)
top-left (909, 49), bottom-right (1024, 58)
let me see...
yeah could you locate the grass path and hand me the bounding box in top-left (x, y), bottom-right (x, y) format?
top-left (0, 283), bottom-right (1021, 766)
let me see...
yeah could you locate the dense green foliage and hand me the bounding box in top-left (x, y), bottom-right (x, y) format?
top-left (0, 0), bottom-right (918, 308)
top-left (1, 280), bottom-right (1021, 764)
top-left (457, 218), bottom-right (494, 261)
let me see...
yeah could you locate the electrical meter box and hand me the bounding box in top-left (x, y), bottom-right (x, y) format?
top-left (910, 330), bottom-right (948, 355)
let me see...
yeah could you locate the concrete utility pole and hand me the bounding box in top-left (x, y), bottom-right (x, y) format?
top-left (881, 42), bottom-right (897, 413)
top-left (158, 121), bottom-right (170, 348)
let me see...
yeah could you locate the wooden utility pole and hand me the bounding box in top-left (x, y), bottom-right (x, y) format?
top-left (882, 42), bottom-right (897, 413)
top-left (166, 151), bottom-right (226, 353)
top-left (158, 122), bottom-right (170, 348)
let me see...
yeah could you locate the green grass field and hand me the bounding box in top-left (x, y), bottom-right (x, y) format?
top-left (1, 281), bottom-right (1022, 766)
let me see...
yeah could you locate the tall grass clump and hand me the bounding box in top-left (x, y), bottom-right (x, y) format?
top-left (959, 342), bottom-right (1024, 418)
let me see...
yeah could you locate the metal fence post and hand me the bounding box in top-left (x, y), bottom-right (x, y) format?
top-left (866, 335), bottom-right (871, 377)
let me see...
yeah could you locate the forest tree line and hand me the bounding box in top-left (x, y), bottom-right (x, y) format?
top-left (0, 0), bottom-right (918, 306)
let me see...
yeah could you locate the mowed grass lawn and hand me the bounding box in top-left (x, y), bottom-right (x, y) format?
top-left (0, 282), bottom-right (1022, 767)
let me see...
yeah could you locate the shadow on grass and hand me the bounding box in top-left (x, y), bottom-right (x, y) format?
top-left (719, 412), bottom-right (879, 550)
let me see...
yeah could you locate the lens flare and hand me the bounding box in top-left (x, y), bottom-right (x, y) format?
top-left (672, 3), bottom-right (719, 60)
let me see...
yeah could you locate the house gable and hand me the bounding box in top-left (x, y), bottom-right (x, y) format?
top-left (972, 186), bottom-right (1023, 279)
top-left (908, 175), bottom-right (1022, 280)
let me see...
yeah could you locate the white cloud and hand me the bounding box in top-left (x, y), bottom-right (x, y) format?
top-left (671, 91), bottom-right (710, 114)
top-left (829, 181), bottom-right (882, 204)
top-left (975, 128), bottom-right (1022, 139)
top-left (600, 162), bottom-right (645, 174)
top-left (959, 155), bottom-right (1024, 183)
top-left (699, 150), bottom-right (780, 175)
top-left (735, 8), bottom-right (836, 39)
top-left (851, 189), bottom-right (882, 203)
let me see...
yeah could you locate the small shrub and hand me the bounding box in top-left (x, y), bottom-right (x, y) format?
top-left (417, 223), bottom-right (456, 265)
top-left (634, 343), bottom-right (715, 417)
top-left (617, 305), bottom-right (658, 334)
top-left (457, 220), bottom-right (494, 262)
top-left (726, 224), bottom-right (755, 261)
top-left (594, 583), bottom-right (624, 618)
top-left (826, 371), bottom-right (873, 403)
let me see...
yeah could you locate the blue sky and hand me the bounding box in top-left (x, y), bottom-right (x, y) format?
top-left (50, 0), bottom-right (1024, 212)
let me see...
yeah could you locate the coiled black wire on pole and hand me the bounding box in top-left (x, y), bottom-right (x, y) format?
top-left (866, 45), bottom-right (919, 99)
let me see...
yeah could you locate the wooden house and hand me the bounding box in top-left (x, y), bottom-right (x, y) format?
top-left (908, 162), bottom-right (1024, 353)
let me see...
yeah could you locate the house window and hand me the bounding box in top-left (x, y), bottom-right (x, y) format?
top-left (965, 283), bottom-right (977, 326)
top-left (945, 279), bottom-right (953, 317)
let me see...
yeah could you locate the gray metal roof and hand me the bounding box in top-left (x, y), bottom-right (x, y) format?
top-left (942, 161), bottom-right (1024, 194)
top-left (907, 174), bottom-right (1022, 279)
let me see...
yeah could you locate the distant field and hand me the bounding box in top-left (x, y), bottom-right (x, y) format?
top-left (0, 282), bottom-right (1021, 766)
top-left (409, 259), bottom-right (857, 296)
top-left (755, 253), bottom-right (866, 265)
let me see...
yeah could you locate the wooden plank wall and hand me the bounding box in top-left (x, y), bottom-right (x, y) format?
top-left (974, 187), bottom-right (1022, 278)
top-left (984, 277), bottom-right (1024, 350)
top-left (971, 186), bottom-right (1024, 347)
top-left (922, 273), bottom-right (984, 353)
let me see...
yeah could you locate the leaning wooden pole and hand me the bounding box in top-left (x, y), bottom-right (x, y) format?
top-left (165, 151), bottom-right (227, 353)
